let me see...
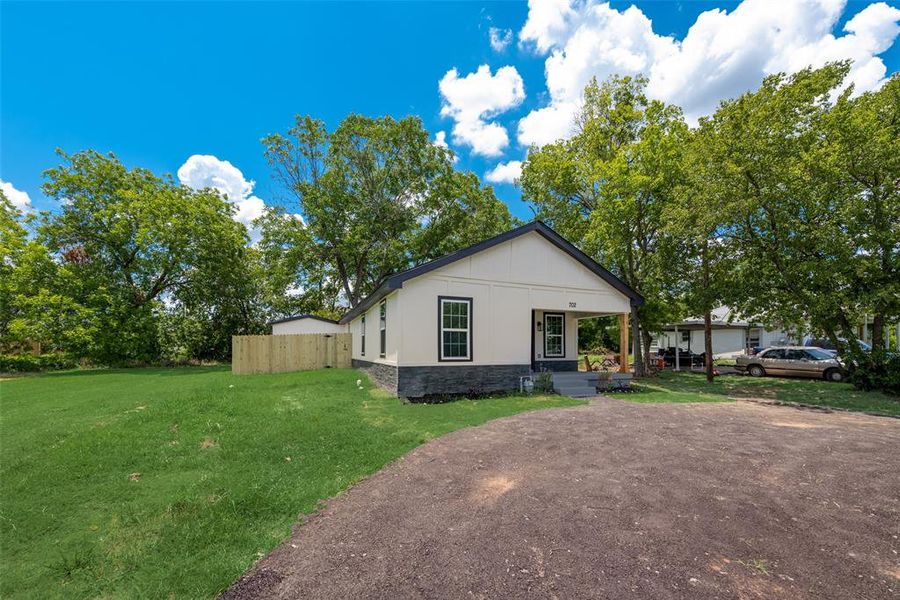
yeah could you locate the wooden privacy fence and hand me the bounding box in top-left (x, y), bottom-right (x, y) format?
top-left (231, 333), bottom-right (352, 375)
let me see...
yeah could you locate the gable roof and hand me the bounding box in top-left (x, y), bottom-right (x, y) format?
top-left (338, 220), bottom-right (643, 324)
top-left (269, 314), bottom-right (341, 326)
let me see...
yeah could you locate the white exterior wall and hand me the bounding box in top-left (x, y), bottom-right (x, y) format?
top-left (350, 292), bottom-right (400, 365)
top-left (759, 328), bottom-right (795, 348)
top-left (272, 318), bottom-right (348, 335)
top-left (657, 326), bottom-right (796, 357)
top-left (349, 232), bottom-right (630, 367)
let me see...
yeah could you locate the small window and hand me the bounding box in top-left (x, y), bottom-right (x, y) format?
top-left (439, 297), bottom-right (472, 361)
top-left (379, 300), bottom-right (386, 358)
top-left (360, 315), bottom-right (366, 356)
top-left (544, 313), bottom-right (565, 358)
top-left (681, 330), bottom-right (690, 343)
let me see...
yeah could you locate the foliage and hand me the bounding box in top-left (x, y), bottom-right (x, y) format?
top-left (261, 114), bottom-right (516, 310)
top-left (0, 352), bottom-right (76, 372)
top-left (847, 351), bottom-right (900, 395)
top-left (520, 75), bottom-right (688, 374)
top-left (577, 315), bottom-right (620, 353)
top-left (533, 371), bottom-right (554, 393)
top-left (11, 150), bottom-right (258, 364)
top-left (0, 367), bottom-right (583, 598)
top-left (691, 65), bottom-right (899, 348)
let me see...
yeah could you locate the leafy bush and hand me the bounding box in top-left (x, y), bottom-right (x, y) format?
top-left (847, 351), bottom-right (900, 396)
top-left (0, 353), bottom-right (77, 373)
top-left (533, 371), bottom-right (554, 393)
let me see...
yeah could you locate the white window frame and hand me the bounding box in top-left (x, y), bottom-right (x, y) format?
top-left (544, 313), bottom-right (565, 358)
top-left (439, 297), bottom-right (472, 362)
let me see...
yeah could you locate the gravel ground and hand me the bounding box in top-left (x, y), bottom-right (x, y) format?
top-left (223, 398), bottom-right (899, 600)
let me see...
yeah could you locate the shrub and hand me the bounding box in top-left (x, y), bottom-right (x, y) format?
top-left (533, 371), bottom-right (554, 393)
top-left (0, 353), bottom-right (77, 373)
top-left (847, 351), bottom-right (900, 396)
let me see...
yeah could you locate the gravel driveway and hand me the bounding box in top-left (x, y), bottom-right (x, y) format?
top-left (223, 399), bottom-right (899, 599)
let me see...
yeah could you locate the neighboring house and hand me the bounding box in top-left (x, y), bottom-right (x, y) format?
top-left (655, 306), bottom-right (796, 358)
top-left (339, 221), bottom-right (643, 398)
top-left (270, 314), bottom-right (349, 335)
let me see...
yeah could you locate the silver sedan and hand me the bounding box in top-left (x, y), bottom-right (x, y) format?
top-left (735, 346), bottom-right (846, 382)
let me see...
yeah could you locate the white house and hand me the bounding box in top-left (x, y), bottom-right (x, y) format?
top-left (270, 314), bottom-right (348, 335)
top-left (339, 221), bottom-right (643, 398)
top-left (655, 306), bottom-right (796, 358)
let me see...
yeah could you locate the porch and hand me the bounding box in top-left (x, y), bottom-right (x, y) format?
top-left (531, 310), bottom-right (631, 375)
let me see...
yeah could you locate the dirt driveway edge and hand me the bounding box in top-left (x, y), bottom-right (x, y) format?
top-left (224, 399), bottom-right (899, 599)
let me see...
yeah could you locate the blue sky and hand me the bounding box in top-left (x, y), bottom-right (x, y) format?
top-left (2, 1), bottom-right (899, 224)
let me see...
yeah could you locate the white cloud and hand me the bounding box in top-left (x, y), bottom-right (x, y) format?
top-left (485, 160), bottom-right (523, 184)
top-left (489, 27), bottom-right (513, 52)
top-left (432, 130), bottom-right (459, 163)
top-left (439, 64), bottom-right (526, 157)
top-left (177, 155), bottom-right (270, 234)
top-left (0, 180), bottom-right (33, 212)
top-left (518, 0), bottom-right (900, 142)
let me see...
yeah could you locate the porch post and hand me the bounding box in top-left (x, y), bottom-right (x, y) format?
top-left (674, 324), bottom-right (681, 372)
top-left (619, 313), bottom-right (629, 374)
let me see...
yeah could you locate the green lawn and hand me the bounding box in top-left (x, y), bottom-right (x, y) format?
top-left (628, 370), bottom-right (900, 416)
top-left (0, 367), bottom-right (584, 599)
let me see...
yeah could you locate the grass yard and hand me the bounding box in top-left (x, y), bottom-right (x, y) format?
top-left (0, 367), bottom-right (584, 599)
top-left (629, 370), bottom-right (900, 416)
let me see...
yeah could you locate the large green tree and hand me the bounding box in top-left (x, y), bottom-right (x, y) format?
top-left (1, 190), bottom-right (98, 355)
top-left (37, 150), bottom-right (254, 362)
top-left (694, 64), bottom-right (898, 350)
top-left (815, 73), bottom-right (900, 348)
top-left (520, 76), bottom-right (688, 374)
top-left (260, 114), bottom-right (516, 311)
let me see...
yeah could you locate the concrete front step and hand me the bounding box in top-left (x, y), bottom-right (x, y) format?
top-left (555, 385), bottom-right (597, 398)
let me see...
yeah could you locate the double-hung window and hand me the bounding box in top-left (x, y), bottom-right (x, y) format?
top-left (379, 300), bottom-right (386, 357)
top-left (544, 313), bottom-right (565, 357)
top-left (360, 315), bottom-right (366, 356)
top-left (439, 297), bottom-right (472, 361)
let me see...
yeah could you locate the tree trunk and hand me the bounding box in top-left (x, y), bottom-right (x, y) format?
top-left (704, 311), bottom-right (714, 383)
top-left (641, 327), bottom-right (653, 376)
top-left (702, 240), bottom-right (714, 383)
top-left (631, 313), bottom-right (645, 377)
top-left (872, 313), bottom-right (884, 350)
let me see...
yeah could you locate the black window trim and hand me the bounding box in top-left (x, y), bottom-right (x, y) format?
top-left (379, 299), bottom-right (386, 358)
top-left (438, 296), bottom-right (473, 362)
top-left (543, 312), bottom-right (566, 358)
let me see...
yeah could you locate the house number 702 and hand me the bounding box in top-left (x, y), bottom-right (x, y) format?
top-left (568, 302), bottom-right (577, 308)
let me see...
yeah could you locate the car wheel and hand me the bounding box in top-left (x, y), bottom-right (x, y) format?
top-left (824, 368), bottom-right (844, 383)
top-left (748, 364), bottom-right (765, 377)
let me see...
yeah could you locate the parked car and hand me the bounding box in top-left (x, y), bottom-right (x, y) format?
top-left (803, 337), bottom-right (872, 357)
top-left (735, 346), bottom-right (846, 382)
top-left (658, 347), bottom-right (704, 367)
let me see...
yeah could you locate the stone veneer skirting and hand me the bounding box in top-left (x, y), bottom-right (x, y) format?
top-left (397, 364), bottom-right (532, 398)
top-left (353, 360), bottom-right (532, 398)
top-left (533, 360), bottom-right (579, 372)
top-left (352, 359), bottom-right (398, 395)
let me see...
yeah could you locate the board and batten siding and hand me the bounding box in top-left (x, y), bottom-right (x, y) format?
top-left (348, 231), bottom-right (630, 368)
top-left (350, 292), bottom-right (400, 365)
